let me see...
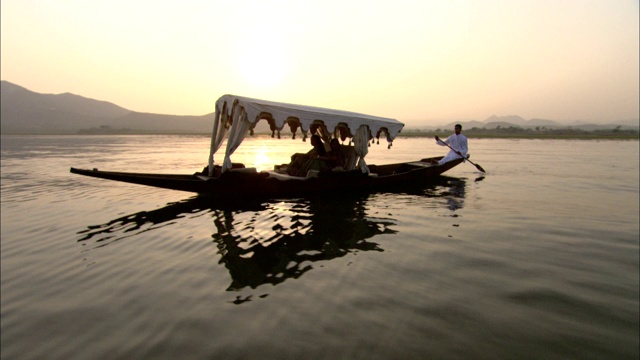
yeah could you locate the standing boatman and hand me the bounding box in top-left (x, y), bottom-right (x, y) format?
top-left (435, 124), bottom-right (468, 165)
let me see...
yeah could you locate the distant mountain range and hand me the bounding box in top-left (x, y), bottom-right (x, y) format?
top-left (439, 114), bottom-right (639, 131)
top-left (1, 80), bottom-right (638, 134)
top-left (411, 113), bottom-right (639, 131)
top-left (1, 81), bottom-right (213, 134)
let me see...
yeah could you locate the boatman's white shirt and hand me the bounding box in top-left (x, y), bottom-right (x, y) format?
top-left (437, 134), bottom-right (468, 165)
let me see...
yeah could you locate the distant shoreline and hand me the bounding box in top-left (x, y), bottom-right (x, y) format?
top-left (2, 131), bottom-right (638, 140)
top-left (399, 132), bottom-right (639, 140)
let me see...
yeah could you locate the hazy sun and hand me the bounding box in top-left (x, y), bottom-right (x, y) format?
top-left (236, 34), bottom-right (291, 88)
top-left (254, 145), bottom-right (271, 172)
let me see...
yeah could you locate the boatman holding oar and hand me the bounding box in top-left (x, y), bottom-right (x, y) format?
top-left (435, 124), bottom-right (468, 165)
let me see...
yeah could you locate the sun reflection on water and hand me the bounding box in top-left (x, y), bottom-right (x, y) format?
top-left (253, 145), bottom-right (271, 172)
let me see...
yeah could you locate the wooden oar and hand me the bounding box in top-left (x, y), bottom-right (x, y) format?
top-left (436, 137), bottom-right (486, 173)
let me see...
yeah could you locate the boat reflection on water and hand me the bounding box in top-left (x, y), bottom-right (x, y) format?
top-left (211, 196), bottom-right (396, 291)
top-left (77, 176), bottom-right (469, 294)
top-left (442, 177), bottom-right (467, 212)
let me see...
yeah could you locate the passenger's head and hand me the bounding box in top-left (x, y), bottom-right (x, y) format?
top-left (330, 138), bottom-right (340, 151)
top-left (311, 134), bottom-right (322, 147)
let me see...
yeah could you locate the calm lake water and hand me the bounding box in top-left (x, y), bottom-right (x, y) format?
top-left (1, 135), bottom-right (638, 359)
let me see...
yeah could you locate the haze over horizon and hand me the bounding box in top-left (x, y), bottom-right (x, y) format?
top-left (1, 0), bottom-right (638, 126)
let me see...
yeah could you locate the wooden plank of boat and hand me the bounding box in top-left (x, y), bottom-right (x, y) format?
top-left (70, 167), bottom-right (210, 193)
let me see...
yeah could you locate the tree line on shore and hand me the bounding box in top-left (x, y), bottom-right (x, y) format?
top-left (401, 125), bottom-right (639, 139)
top-left (71, 124), bottom-right (639, 139)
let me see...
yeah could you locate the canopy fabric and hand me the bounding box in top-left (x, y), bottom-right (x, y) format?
top-left (208, 94), bottom-right (405, 175)
top-left (354, 124), bottom-right (370, 173)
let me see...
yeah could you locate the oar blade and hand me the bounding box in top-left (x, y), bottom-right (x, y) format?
top-left (474, 163), bottom-right (486, 173)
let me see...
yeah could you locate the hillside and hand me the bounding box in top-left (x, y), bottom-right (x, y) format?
top-left (0, 81), bottom-right (213, 134)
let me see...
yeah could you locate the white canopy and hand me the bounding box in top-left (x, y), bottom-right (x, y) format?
top-left (208, 94), bottom-right (405, 175)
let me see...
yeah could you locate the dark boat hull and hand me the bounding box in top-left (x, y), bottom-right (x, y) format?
top-left (70, 157), bottom-right (463, 197)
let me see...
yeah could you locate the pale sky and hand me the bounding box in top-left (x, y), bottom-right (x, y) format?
top-left (1, 0), bottom-right (638, 124)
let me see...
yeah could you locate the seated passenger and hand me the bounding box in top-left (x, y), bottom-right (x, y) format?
top-left (287, 134), bottom-right (327, 176)
top-left (318, 138), bottom-right (346, 171)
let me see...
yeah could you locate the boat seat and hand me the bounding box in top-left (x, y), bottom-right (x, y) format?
top-left (407, 162), bottom-right (438, 168)
top-left (229, 167), bottom-right (257, 173)
top-left (266, 171), bottom-right (308, 181)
